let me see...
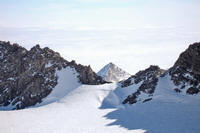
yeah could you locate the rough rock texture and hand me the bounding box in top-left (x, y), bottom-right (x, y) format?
top-left (0, 41), bottom-right (105, 109)
top-left (121, 42), bottom-right (200, 105)
top-left (169, 42), bottom-right (200, 94)
top-left (121, 65), bottom-right (165, 104)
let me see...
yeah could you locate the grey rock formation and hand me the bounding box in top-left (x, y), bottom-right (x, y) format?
top-left (0, 41), bottom-right (105, 110)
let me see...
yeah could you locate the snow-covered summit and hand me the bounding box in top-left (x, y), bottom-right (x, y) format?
top-left (97, 62), bottom-right (131, 82)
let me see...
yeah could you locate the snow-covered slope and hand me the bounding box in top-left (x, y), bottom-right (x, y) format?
top-left (1, 65), bottom-right (200, 133)
top-left (1, 74), bottom-right (200, 133)
top-left (100, 72), bottom-right (200, 133)
top-left (0, 83), bottom-right (146, 133)
top-left (1, 42), bottom-right (200, 133)
top-left (0, 66), bottom-right (200, 133)
top-left (34, 66), bottom-right (81, 107)
top-left (98, 62), bottom-right (131, 82)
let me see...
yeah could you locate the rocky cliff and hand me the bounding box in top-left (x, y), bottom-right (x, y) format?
top-left (0, 41), bottom-right (105, 109)
top-left (121, 42), bottom-right (200, 105)
top-left (121, 65), bottom-right (165, 104)
top-left (169, 42), bottom-right (200, 94)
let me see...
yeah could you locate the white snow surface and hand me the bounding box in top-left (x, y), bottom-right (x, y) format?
top-left (97, 62), bottom-right (131, 82)
top-left (0, 70), bottom-right (200, 133)
top-left (0, 83), bottom-right (145, 133)
top-left (100, 73), bottom-right (200, 133)
top-left (35, 66), bottom-right (81, 107)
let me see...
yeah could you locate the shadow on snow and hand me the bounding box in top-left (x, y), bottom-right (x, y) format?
top-left (100, 98), bottom-right (200, 133)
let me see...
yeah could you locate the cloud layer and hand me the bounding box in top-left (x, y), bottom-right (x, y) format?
top-left (0, 0), bottom-right (200, 74)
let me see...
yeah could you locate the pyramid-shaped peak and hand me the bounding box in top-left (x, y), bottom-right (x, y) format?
top-left (97, 62), bottom-right (131, 82)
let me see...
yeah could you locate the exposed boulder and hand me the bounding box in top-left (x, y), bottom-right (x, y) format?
top-left (186, 87), bottom-right (199, 95)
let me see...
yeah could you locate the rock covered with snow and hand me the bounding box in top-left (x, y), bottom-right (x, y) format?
top-left (0, 41), bottom-right (105, 110)
top-left (169, 42), bottom-right (200, 94)
top-left (118, 42), bottom-right (200, 106)
top-left (97, 62), bottom-right (131, 82)
top-left (121, 65), bottom-right (165, 104)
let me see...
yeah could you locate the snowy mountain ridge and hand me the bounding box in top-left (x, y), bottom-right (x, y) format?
top-left (0, 41), bottom-right (106, 110)
top-left (97, 62), bottom-right (131, 82)
top-left (0, 41), bottom-right (200, 133)
top-left (103, 42), bottom-right (200, 107)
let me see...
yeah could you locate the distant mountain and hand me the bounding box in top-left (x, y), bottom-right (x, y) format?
top-left (97, 62), bottom-right (131, 82)
top-left (0, 41), bottom-right (106, 110)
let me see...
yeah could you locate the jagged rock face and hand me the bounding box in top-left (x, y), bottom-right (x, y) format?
top-left (169, 42), bottom-right (200, 94)
top-left (97, 62), bottom-right (131, 82)
top-left (0, 41), bottom-right (105, 109)
top-left (121, 43), bottom-right (200, 105)
top-left (121, 65), bottom-right (165, 104)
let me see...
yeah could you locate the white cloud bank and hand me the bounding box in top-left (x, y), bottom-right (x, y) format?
top-left (0, 26), bottom-right (199, 74)
top-left (0, 0), bottom-right (200, 74)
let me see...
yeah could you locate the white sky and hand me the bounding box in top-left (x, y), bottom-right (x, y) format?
top-left (0, 0), bottom-right (200, 74)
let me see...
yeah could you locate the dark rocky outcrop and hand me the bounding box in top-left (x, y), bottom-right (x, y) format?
top-left (169, 42), bottom-right (200, 94)
top-left (0, 41), bottom-right (106, 110)
top-left (122, 42), bottom-right (200, 105)
top-left (122, 42), bottom-right (200, 106)
top-left (186, 87), bottom-right (199, 94)
top-left (174, 88), bottom-right (181, 93)
top-left (122, 65), bottom-right (165, 104)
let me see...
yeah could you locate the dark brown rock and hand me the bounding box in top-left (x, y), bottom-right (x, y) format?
top-left (0, 41), bottom-right (106, 110)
